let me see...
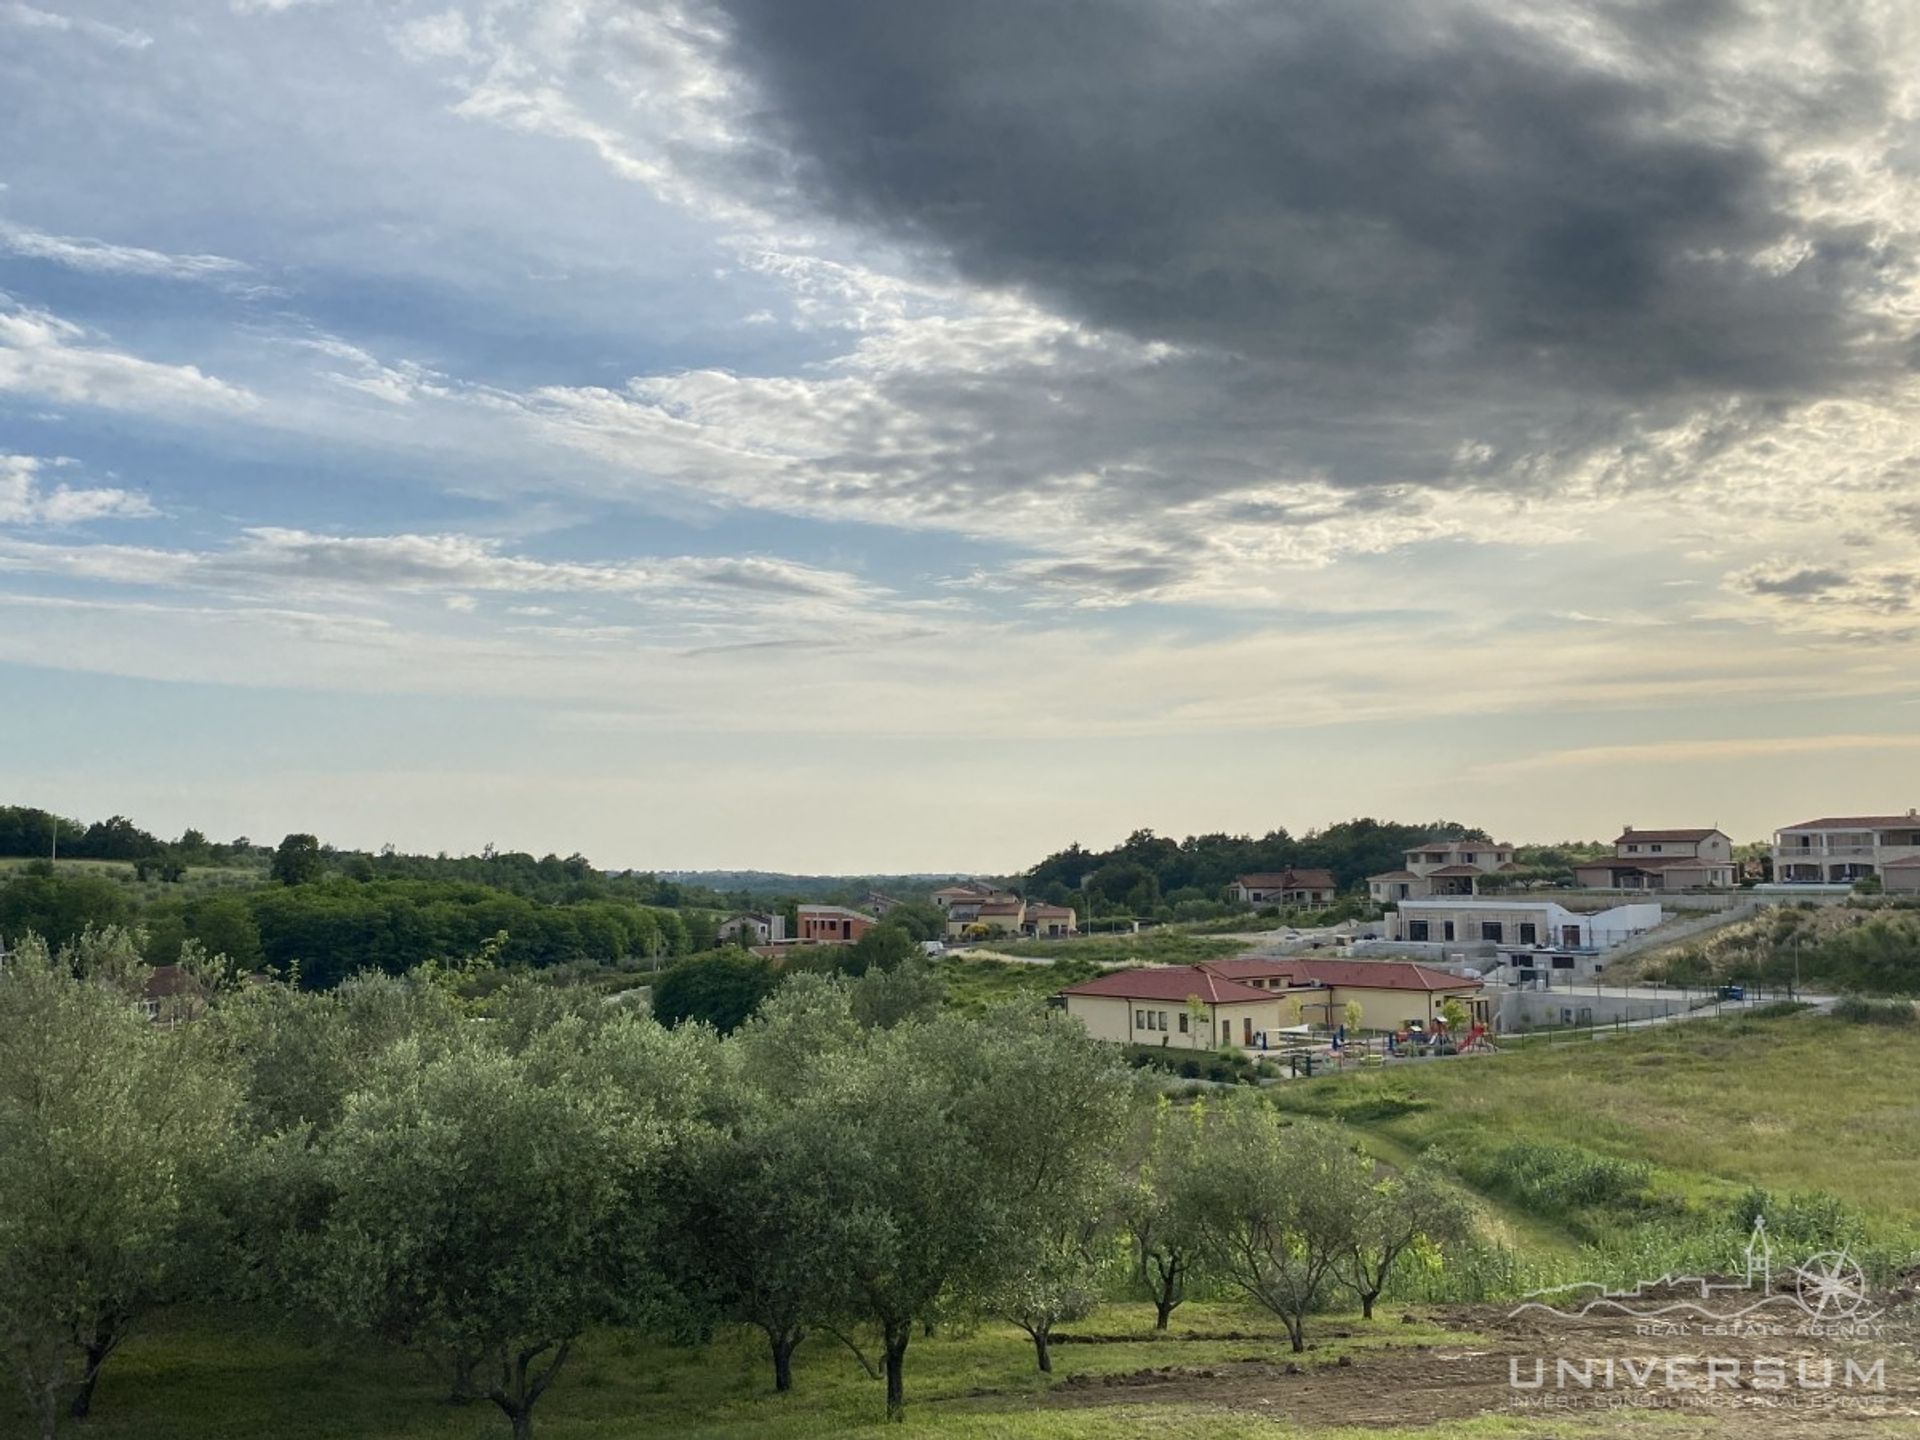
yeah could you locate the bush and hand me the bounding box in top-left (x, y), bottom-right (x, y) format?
top-left (1831, 996), bottom-right (1916, 1026)
top-left (1469, 1142), bottom-right (1652, 1217)
top-left (1337, 1086), bottom-right (1430, 1121)
top-left (1733, 1187), bottom-right (1868, 1250)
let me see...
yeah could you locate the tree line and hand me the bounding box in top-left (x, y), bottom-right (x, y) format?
top-left (0, 871), bottom-right (694, 986)
top-left (1024, 819), bottom-right (1491, 915)
top-left (0, 928), bottom-right (1473, 1439)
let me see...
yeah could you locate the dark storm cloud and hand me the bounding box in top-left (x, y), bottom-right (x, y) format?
top-left (1742, 566), bottom-right (1850, 597)
top-left (712, 0), bottom-right (1907, 421)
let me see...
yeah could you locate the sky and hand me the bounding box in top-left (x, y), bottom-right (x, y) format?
top-left (2, 0), bottom-right (1919, 873)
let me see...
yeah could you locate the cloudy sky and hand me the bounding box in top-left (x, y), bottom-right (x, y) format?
top-left (3, 0), bottom-right (1918, 871)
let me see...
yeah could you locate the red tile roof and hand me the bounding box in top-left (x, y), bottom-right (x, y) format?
top-left (1060, 967), bottom-right (1275, 1005)
top-left (1368, 869), bottom-right (1418, 881)
top-left (1197, 957), bottom-right (1328, 986)
top-left (1615, 828), bottom-right (1724, 844)
top-left (1424, 865), bottom-right (1486, 877)
top-left (1881, 856), bottom-right (1920, 868)
top-left (1284, 959), bottom-right (1482, 993)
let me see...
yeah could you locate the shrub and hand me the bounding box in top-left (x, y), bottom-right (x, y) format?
top-left (1337, 1086), bottom-right (1429, 1121)
top-left (1831, 996), bottom-right (1916, 1026)
top-left (1469, 1142), bottom-right (1652, 1217)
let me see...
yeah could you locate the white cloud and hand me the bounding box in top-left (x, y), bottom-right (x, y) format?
top-left (0, 455), bottom-right (156, 526)
top-left (3, 3), bottom-right (150, 50)
top-left (1, 224), bottom-right (259, 286)
top-left (0, 300), bottom-right (256, 413)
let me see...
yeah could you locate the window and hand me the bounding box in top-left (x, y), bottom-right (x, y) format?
top-left (1135, 1009), bottom-right (1146, 1029)
top-left (1178, 1012), bottom-right (1189, 1033)
top-left (1481, 922), bottom-right (1504, 943)
top-left (1651, 843), bottom-right (1664, 853)
top-left (1518, 922), bottom-right (1537, 945)
top-left (1442, 921), bottom-right (1455, 942)
top-left (1407, 920), bottom-right (1430, 941)
top-left (1626, 843), bottom-right (1639, 853)
top-left (1221, 1020), bottom-right (1231, 1043)
top-left (1158, 1011), bottom-right (1169, 1031)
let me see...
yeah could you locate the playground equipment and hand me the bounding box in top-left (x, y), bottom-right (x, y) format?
top-left (1456, 1022), bottom-right (1499, 1054)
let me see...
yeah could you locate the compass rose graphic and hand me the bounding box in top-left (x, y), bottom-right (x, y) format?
top-left (1792, 1251), bottom-right (1870, 1319)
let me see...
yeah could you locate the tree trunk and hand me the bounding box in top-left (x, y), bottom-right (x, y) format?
top-left (1149, 1254), bottom-right (1184, 1330)
top-left (770, 1332), bottom-right (798, 1393)
top-left (1286, 1316), bottom-right (1306, 1354)
top-left (1361, 1291), bottom-right (1378, 1321)
top-left (70, 1316), bottom-right (125, 1419)
top-left (1032, 1328), bottom-right (1052, 1374)
top-left (449, 1352), bottom-right (481, 1405)
top-left (1153, 1281), bottom-right (1178, 1330)
top-left (69, 1341), bottom-right (110, 1419)
top-left (883, 1327), bottom-right (910, 1422)
top-left (489, 1341), bottom-right (570, 1440)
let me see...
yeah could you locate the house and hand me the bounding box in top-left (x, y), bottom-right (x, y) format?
top-left (142, 964), bottom-right (208, 1025)
top-left (1367, 838), bottom-right (1517, 902)
top-left (796, 905), bottom-right (878, 944)
top-left (945, 896), bottom-right (1027, 939)
top-left (1058, 966), bottom-right (1288, 1050)
top-left (1200, 957), bottom-right (1491, 1033)
top-left (717, 911), bottom-right (786, 945)
top-left (1383, 898), bottom-right (1661, 952)
top-left (1226, 869), bottom-right (1339, 907)
top-left (864, 890), bottom-right (904, 915)
top-left (1571, 827), bottom-right (1736, 890)
top-left (1772, 811), bottom-right (1920, 886)
top-left (931, 882), bottom-right (1008, 911)
top-left (1023, 902), bottom-right (1079, 938)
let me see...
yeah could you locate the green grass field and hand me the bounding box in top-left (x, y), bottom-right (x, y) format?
top-left (982, 931), bottom-right (1246, 967)
top-left (25, 1300), bottom-right (1850, 1440)
top-left (0, 856), bottom-right (264, 905)
top-left (1272, 1011), bottom-right (1920, 1250)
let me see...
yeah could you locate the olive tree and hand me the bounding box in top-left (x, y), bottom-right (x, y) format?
top-left (1118, 1097), bottom-right (1202, 1330)
top-left (961, 1010), bottom-right (1138, 1374)
top-left (670, 1095), bottom-right (858, 1393)
top-left (1175, 1100), bottom-right (1371, 1352)
top-left (295, 1015), bottom-right (713, 1440)
top-left (0, 936), bottom-right (238, 1439)
top-left (785, 1003), bottom-right (1136, 1420)
top-left (1337, 1166), bottom-right (1474, 1319)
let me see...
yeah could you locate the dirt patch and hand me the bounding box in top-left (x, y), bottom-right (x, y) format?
top-left (1038, 1302), bottom-right (1920, 1431)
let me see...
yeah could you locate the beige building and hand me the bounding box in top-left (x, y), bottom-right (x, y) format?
top-left (1571, 827), bottom-right (1735, 890)
top-left (1059, 967), bottom-right (1287, 1049)
top-left (1059, 959), bottom-right (1490, 1046)
top-left (1199, 957), bottom-right (1489, 1033)
top-left (1226, 869), bottom-right (1338, 907)
top-left (1368, 838), bottom-right (1517, 902)
top-left (1024, 902), bottom-right (1079, 937)
top-left (1772, 811), bottom-right (1920, 885)
top-left (932, 882), bottom-right (1008, 910)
